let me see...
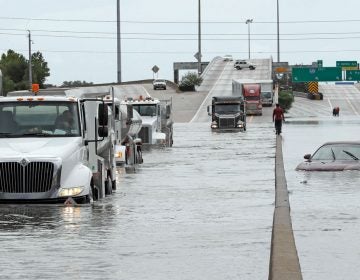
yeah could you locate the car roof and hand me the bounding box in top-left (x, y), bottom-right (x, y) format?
top-left (322, 141), bottom-right (360, 146)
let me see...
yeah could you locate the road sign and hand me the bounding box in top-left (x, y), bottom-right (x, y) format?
top-left (194, 52), bottom-right (202, 61)
top-left (336, 61), bottom-right (357, 67)
top-left (151, 65), bottom-right (159, 73)
top-left (292, 67), bottom-right (342, 82)
top-left (345, 70), bottom-right (360, 81)
top-left (275, 67), bottom-right (288, 73)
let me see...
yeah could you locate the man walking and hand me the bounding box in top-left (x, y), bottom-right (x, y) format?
top-left (273, 103), bottom-right (285, 135)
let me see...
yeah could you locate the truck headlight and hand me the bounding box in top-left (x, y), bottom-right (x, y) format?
top-left (237, 121), bottom-right (244, 128)
top-left (58, 186), bottom-right (84, 197)
top-left (211, 121), bottom-right (218, 129)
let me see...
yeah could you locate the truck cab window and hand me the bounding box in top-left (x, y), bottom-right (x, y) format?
top-left (0, 101), bottom-right (81, 137)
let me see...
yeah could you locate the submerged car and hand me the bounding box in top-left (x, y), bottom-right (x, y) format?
top-left (296, 141), bottom-right (360, 171)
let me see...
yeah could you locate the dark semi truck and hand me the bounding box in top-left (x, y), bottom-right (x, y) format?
top-left (207, 96), bottom-right (246, 131)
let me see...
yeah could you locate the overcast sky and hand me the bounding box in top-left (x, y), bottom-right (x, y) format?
top-left (1, 0), bottom-right (360, 85)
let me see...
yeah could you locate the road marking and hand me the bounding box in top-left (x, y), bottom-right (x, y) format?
top-left (327, 98), bottom-right (333, 109)
top-left (248, 116), bottom-right (254, 123)
top-left (346, 97), bottom-right (360, 115)
top-left (190, 61), bottom-right (228, 123)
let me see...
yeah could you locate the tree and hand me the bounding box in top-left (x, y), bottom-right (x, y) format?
top-left (278, 91), bottom-right (294, 112)
top-left (31, 51), bottom-right (50, 88)
top-left (0, 49), bottom-right (50, 93)
top-left (0, 50), bottom-right (27, 84)
top-left (179, 72), bottom-right (203, 91)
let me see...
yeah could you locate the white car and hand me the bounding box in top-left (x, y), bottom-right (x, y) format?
top-left (153, 79), bottom-right (167, 90)
top-left (234, 60), bottom-right (256, 70)
top-left (223, 55), bottom-right (233, 62)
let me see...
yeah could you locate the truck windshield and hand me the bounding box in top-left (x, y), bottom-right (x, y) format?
top-left (133, 104), bottom-right (157, 117)
top-left (0, 101), bottom-right (81, 137)
top-left (262, 92), bottom-right (272, 98)
top-left (215, 104), bottom-right (240, 113)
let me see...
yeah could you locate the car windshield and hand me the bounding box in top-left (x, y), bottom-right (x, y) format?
top-left (214, 104), bottom-right (241, 113)
top-left (133, 104), bottom-right (157, 117)
top-left (154, 80), bottom-right (165, 83)
top-left (0, 101), bottom-right (81, 137)
top-left (312, 144), bottom-right (360, 161)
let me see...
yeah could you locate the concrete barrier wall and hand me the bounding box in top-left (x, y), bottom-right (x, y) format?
top-left (268, 136), bottom-right (303, 280)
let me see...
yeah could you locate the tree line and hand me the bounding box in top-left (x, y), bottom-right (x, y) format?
top-left (0, 49), bottom-right (93, 94)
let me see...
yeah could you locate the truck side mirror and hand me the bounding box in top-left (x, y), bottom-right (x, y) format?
top-left (98, 104), bottom-right (108, 126)
top-left (127, 104), bottom-right (133, 119)
top-left (207, 105), bottom-right (211, 116)
top-left (98, 126), bottom-right (108, 137)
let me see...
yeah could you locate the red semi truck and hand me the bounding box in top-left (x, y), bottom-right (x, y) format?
top-left (232, 80), bottom-right (262, 115)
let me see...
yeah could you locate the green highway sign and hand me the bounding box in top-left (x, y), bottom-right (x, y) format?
top-left (336, 61), bottom-right (357, 67)
top-left (345, 70), bottom-right (360, 81)
top-left (292, 67), bottom-right (342, 82)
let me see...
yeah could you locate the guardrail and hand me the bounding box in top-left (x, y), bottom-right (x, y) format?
top-left (200, 56), bottom-right (222, 80)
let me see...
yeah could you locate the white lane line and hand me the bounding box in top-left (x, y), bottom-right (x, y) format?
top-left (346, 97), bottom-right (360, 115)
top-left (190, 62), bottom-right (228, 123)
top-left (327, 98), bottom-right (333, 109)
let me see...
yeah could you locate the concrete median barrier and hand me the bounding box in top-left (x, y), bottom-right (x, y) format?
top-left (268, 136), bottom-right (302, 280)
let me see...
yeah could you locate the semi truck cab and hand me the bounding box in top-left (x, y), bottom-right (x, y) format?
top-left (0, 94), bottom-right (113, 204)
top-left (207, 96), bottom-right (246, 131)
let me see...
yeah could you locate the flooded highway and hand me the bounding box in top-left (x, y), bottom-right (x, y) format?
top-left (0, 122), bottom-right (275, 280)
top-left (282, 117), bottom-right (360, 280)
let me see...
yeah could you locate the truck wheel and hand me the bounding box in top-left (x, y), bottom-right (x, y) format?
top-left (112, 180), bottom-right (116, 191)
top-left (91, 183), bottom-right (99, 201)
top-left (105, 177), bottom-right (113, 195)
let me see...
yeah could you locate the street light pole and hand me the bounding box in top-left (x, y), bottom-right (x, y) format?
top-left (277, 0), bottom-right (280, 62)
top-left (116, 0), bottom-right (122, 83)
top-left (245, 19), bottom-right (253, 59)
top-left (198, 0), bottom-right (202, 75)
top-left (28, 30), bottom-right (32, 90)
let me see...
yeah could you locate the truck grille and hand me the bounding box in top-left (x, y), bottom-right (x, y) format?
top-left (219, 118), bottom-right (235, 128)
top-left (139, 127), bottom-right (150, 144)
top-left (0, 162), bottom-right (55, 193)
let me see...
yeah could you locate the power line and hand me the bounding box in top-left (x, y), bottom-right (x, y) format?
top-left (3, 48), bottom-right (360, 55)
top-left (2, 16), bottom-right (360, 24)
top-left (3, 27), bottom-right (360, 37)
top-left (3, 31), bottom-right (360, 41)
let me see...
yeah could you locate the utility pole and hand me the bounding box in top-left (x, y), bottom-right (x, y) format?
top-left (277, 0), bottom-right (280, 62)
top-left (28, 30), bottom-right (32, 90)
top-left (116, 0), bottom-right (122, 83)
top-left (198, 0), bottom-right (202, 76)
top-left (245, 19), bottom-right (253, 59)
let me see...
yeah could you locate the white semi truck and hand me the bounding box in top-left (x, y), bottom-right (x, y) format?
top-left (120, 95), bottom-right (173, 147)
top-left (103, 93), bottom-right (143, 168)
top-left (0, 86), bottom-right (143, 204)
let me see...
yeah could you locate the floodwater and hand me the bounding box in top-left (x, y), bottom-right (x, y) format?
top-left (0, 122), bottom-right (275, 280)
top-left (282, 117), bottom-right (360, 280)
